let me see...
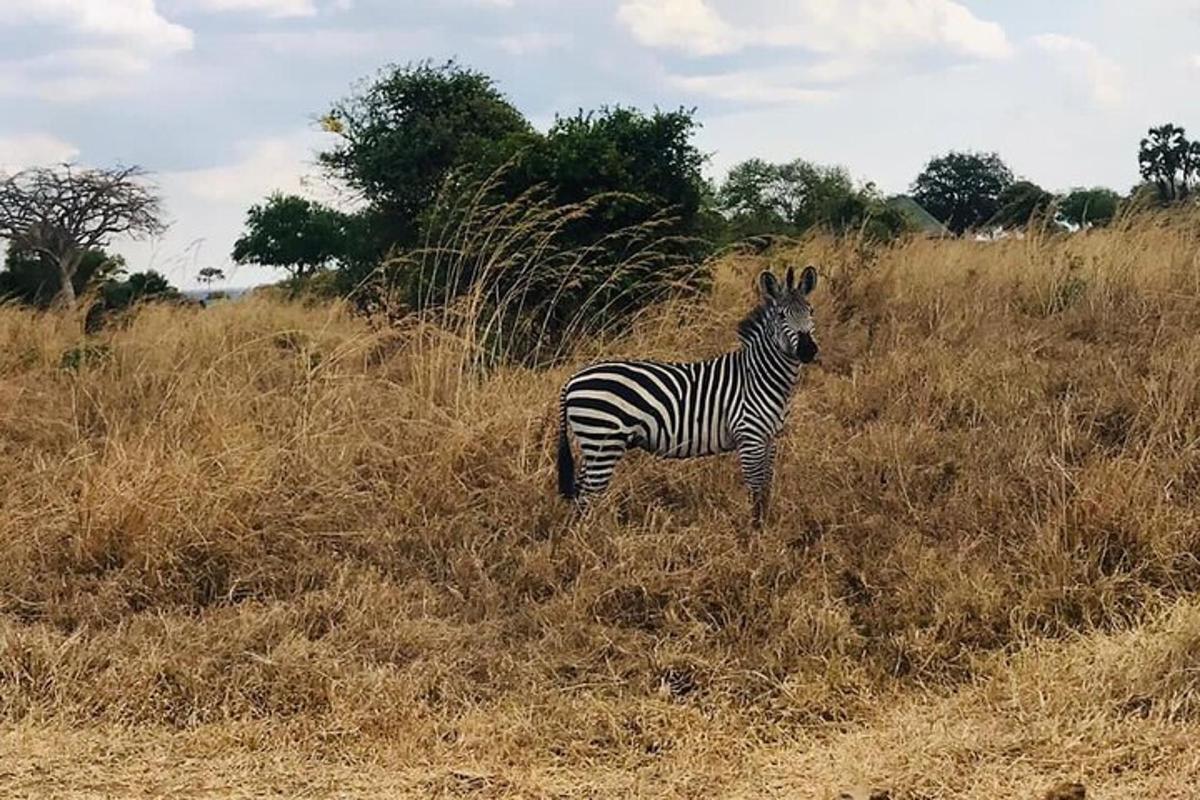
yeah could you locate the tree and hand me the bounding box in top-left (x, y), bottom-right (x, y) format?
top-left (1058, 187), bottom-right (1121, 228)
top-left (718, 158), bottom-right (827, 232)
top-left (232, 194), bottom-right (348, 282)
top-left (717, 157), bottom-right (906, 240)
top-left (991, 180), bottom-right (1058, 229)
top-left (911, 151), bottom-right (1014, 235)
top-left (313, 63), bottom-right (720, 357)
top-left (400, 106), bottom-right (715, 339)
top-left (0, 247), bottom-right (125, 307)
top-left (197, 267), bottom-right (226, 286)
top-left (319, 60), bottom-right (531, 246)
top-left (490, 106), bottom-right (710, 237)
top-left (1138, 123), bottom-right (1200, 204)
top-left (0, 165), bottom-right (165, 307)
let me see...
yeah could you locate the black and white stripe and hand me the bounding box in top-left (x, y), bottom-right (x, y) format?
top-left (557, 265), bottom-right (819, 527)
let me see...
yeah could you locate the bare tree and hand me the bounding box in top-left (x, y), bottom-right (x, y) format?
top-left (0, 165), bottom-right (165, 307)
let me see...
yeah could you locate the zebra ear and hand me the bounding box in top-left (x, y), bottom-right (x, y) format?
top-left (759, 271), bottom-right (782, 301)
top-left (799, 265), bottom-right (818, 295)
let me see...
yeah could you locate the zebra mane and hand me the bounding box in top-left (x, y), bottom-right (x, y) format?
top-left (736, 301), bottom-right (773, 345)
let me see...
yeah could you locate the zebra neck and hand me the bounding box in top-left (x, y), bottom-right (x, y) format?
top-left (738, 337), bottom-right (803, 393)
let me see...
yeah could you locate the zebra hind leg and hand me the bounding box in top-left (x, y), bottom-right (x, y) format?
top-left (577, 441), bottom-right (628, 513)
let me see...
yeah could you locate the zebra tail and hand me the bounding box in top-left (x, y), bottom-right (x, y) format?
top-left (557, 405), bottom-right (577, 500)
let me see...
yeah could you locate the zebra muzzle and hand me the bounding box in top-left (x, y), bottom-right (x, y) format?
top-left (797, 333), bottom-right (819, 364)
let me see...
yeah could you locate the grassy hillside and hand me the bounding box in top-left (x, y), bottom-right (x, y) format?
top-left (2, 216), bottom-right (1200, 798)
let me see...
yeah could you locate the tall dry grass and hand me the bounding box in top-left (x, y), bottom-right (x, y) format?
top-left (361, 161), bottom-right (710, 370)
top-left (2, 214), bottom-right (1200, 796)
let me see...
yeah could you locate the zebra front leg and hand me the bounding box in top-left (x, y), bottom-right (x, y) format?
top-left (752, 488), bottom-right (769, 529)
top-left (737, 437), bottom-right (776, 530)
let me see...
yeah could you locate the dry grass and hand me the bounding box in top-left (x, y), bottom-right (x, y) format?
top-left (2, 215), bottom-right (1200, 798)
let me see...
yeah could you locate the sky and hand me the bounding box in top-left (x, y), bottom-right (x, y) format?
top-left (0, 0), bottom-right (1197, 290)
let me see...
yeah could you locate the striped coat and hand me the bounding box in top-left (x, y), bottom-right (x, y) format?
top-left (557, 266), bottom-right (819, 527)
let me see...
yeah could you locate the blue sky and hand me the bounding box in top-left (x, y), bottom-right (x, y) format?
top-left (1, 0), bottom-right (1197, 289)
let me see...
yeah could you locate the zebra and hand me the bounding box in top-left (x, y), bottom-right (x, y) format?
top-left (556, 265), bottom-right (819, 527)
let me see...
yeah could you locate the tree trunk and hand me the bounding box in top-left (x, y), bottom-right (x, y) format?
top-left (54, 254), bottom-right (79, 309)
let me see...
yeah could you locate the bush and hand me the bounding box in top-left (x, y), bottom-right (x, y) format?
top-left (0, 248), bottom-right (125, 308)
top-left (85, 270), bottom-right (186, 333)
top-left (1059, 187), bottom-right (1122, 228)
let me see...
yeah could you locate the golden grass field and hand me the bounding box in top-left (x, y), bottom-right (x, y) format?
top-left (2, 216), bottom-right (1200, 798)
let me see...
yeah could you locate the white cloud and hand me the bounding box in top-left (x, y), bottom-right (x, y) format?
top-left (0, 1), bottom-right (192, 102)
top-left (187, 0), bottom-right (317, 18)
top-left (245, 29), bottom-right (387, 57)
top-left (168, 134), bottom-right (336, 205)
top-left (0, 133), bottom-right (80, 173)
top-left (617, 0), bottom-right (738, 56)
top-left (1032, 34), bottom-right (1125, 109)
top-left (667, 69), bottom-right (837, 105)
top-left (0, 48), bottom-right (159, 102)
top-left (0, 1), bottom-right (192, 54)
top-left (1192, 53), bottom-right (1200, 69)
top-left (617, 0), bottom-right (1011, 60)
top-left (620, 0), bottom-right (1010, 107)
top-left (489, 31), bottom-right (571, 56)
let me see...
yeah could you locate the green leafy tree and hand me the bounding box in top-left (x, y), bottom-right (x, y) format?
top-left (328, 207), bottom-right (398, 294)
top-left (403, 106), bottom-right (715, 336)
top-left (541, 107), bottom-right (700, 209)
top-left (232, 194), bottom-right (349, 282)
top-left (319, 60), bottom-right (530, 245)
top-left (315, 63), bottom-right (717, 357)
top-left (718, 158), bottom-right (823, 233)
top-left (485, 106), bottom-right (711, 238)
top-left (991, 180), bottom-right (1058, 229)
top-left (911, 151), bottom-right (1014, 235)
top-left (0, 247), bottom-right (126, 307)
top-left (1058, 187), bottom-right (1121, 228)
top-left (1138, 123), bottom-right (1200, 204)
top-left (717, 158), bottom-right (906, 240)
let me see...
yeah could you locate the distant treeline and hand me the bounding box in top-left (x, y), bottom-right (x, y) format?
top-left (230, 62), bottom-right (1198, 303)
top-left (2, 60), bottom-right (1197, 354)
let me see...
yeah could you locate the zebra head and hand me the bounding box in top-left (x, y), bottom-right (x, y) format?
top-left (758, 265), bottom-right (819, 363)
